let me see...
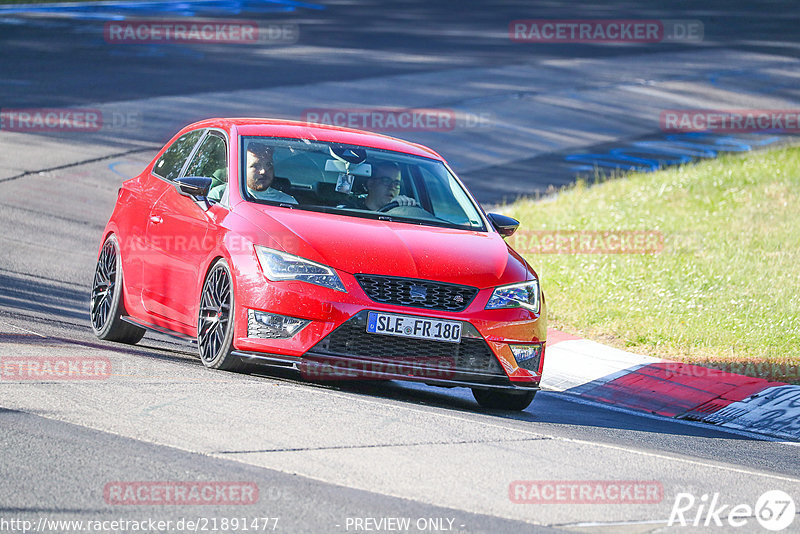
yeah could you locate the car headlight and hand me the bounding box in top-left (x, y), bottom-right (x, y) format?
top-left (485, 280), bottom-right (540, 312)
top-left (254, 246), bottom-right (346, 292)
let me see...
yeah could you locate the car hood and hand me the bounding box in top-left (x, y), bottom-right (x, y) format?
top-left (239, 205), bottom-right (531, 288)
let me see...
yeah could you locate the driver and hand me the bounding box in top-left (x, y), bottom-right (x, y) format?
top-left (244, 143), bottom-right (297, 204)
top-left (209, 142), bottom-right (297, 204)
top-left (349, 161), bottom-right (418, 211)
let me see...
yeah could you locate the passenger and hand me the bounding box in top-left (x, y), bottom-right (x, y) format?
top-left (206, 168), bottom-right (227, 203)
top-left (348, 161), bottom-right (417, 210)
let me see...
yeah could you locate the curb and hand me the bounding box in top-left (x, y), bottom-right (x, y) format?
top-left (541, 329), bottom-right (800, 441)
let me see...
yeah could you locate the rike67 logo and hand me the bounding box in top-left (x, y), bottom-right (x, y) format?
top-left (669, 490), bottom-right (795, 531)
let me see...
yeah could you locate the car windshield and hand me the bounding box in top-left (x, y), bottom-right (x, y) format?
top-left (238, 136), bottom-right (486, 231)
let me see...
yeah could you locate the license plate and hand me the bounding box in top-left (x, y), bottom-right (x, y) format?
top-left (366, 312), bottom-right (462, 343)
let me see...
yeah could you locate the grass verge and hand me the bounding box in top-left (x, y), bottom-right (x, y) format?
top-left (507, 146), bottom-right (800, 383)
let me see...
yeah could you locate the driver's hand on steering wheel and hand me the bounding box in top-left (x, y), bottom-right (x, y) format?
top-left (393, 195), bottom-right (418, 207)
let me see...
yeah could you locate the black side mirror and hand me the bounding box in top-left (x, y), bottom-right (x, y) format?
top-left (175, 176), bottom-right (213, 198)
top-left (487, 212), bottom-right (520, 237)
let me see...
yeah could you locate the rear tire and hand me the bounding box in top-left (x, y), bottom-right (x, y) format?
top-left (472, 388), bottom-right (536, 411)
top-left (90, 234), bottom-right (146, 344)
top-left (197, 259), bottom-right (244, 372)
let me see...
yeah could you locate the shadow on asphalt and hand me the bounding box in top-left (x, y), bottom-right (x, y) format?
top-left (248, 367), bottom-right (769, 441)
top-left (0, 270), bottom-right (89, 323)
top-left (0, 265), bottom-right (766, 442)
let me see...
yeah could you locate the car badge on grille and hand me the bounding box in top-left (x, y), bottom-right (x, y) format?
top-left (409, 284), bottom-right (427, 300)
top-left (454, 295), bottom-right (464, 303)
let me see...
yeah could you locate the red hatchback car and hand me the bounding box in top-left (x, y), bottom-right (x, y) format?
top-left (91, 118), bottom-right (546, 410)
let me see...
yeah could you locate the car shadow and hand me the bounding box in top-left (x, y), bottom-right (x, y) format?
top-left (0, 269), bottom-right (90, 324)
top-left (0, 267), bottom-right (779, 445)
top-left (251, 366), bottom-right (777, 442)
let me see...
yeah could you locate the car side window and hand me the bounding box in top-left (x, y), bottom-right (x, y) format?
top-left (185, 133), bottom-right (227, 180)
top-left (186, 133), bottom-right (228, 204)
top-left (153, 130), bottom-right (204, 180)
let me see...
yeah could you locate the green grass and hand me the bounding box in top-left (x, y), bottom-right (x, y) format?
top-left (506, 146), bottom-right (800, 381)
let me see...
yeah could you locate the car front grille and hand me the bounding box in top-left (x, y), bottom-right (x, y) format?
top-left (354, 274), bottom-right (478, 312)
top-left (307, 311), bottom-right (506, 382)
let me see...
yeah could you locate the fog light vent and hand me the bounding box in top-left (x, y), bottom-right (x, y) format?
top-left (509, 343), bottom-right (543, 374)
top-left (248, 309), bottom-right (309, 339)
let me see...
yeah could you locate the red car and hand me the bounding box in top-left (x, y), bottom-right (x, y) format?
top-left (91, 118), bottom-right (547, 410)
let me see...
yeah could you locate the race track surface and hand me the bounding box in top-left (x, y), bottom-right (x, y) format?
top-left (1, 1), bottom-right (799, 532)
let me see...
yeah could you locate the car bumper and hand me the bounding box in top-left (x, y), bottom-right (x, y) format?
top-left (231, 271), bottom-right (546, 389)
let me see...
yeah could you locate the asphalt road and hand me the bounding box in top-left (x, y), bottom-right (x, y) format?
top-left (2, 0), bottom-right (799, 109)
top-left (2, 1), bottom-right (800, 532)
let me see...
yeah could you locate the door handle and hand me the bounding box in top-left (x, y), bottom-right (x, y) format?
top-left (149, 215), bottom-right (163, 224)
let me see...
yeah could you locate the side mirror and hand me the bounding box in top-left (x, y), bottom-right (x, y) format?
top-left (175, 176), bottom-right (213, 198)
top-left (487, 212), bottom-right (520, 237)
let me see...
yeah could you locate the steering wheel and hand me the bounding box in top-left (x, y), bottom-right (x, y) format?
top-left (377, 201), bottom-right (400, 213)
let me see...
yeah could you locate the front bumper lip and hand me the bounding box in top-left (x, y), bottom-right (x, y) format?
top-left (236, 304), bottom-right (544, 386)
top-left (234, 274), bottom-right (547, 385)
top-left (233, 350), bottom-right (540, 391)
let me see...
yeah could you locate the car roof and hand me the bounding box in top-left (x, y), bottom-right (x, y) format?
top-left (184, 118), bottom-right (444, 160)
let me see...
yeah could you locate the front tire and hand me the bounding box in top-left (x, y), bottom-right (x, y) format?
top-left (90, 234), bottom-right (145, 344)
top-left (472, 388), bottom-right (536, 411)
top-left (197, 259), bottom-right (243, 371)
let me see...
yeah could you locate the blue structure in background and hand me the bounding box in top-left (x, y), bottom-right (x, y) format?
top-left (0, 0), bottom-right (325, 20)
top-left (566, 132), bottom-right (782, 173)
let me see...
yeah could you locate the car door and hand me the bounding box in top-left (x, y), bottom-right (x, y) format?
top-left (130, 129), bottom-right (203, 312)
top-left (139, 128), bottom-right (204, 321)
top-left (143, 130), bottom-right (228, 328)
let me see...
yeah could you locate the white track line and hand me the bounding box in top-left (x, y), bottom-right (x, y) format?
top-left (0, 318), bottom-right (47, 338)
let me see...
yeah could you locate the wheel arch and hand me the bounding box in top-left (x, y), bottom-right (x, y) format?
top-left (201, 254), bottom-right (227, 284)
top-left (97, 228), bottom-right (136, 315)
top-left (192, 253), bottom-right (229, 329)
